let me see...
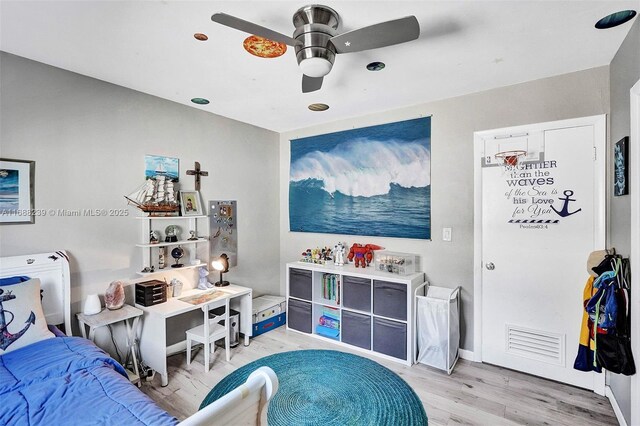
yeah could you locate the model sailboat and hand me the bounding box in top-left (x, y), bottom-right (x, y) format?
top-left (125, 175), bottom-right (179, 215)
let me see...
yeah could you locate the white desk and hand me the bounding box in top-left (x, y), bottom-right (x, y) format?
top-left (136, 284), bottom-right (252, 386)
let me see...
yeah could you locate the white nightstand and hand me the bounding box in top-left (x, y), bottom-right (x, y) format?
top-left (77, 304), bottom-right (143, 387)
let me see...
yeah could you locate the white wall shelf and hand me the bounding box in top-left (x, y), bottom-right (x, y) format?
top-left (135, 237), bottom-right (208, 248)
top-left (136, 262), bottom-right (207, 277)
top-left (286, 261), bottom-right (425, 366)
top-left (135, 215), bottom-right (208, 220)
top-left (135, 215), bottom-right (208, 274)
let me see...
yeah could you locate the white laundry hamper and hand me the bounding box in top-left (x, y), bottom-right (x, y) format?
top-left (415, 283), bottom-right (460, 374)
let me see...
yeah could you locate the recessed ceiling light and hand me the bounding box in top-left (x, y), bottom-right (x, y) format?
top-left (366, 61), bottom-right (385, 71)
top-left (243, 35), bottom-right (287, 58)
top-left (194, 33), bottom-right (209, 41)
top-left (191, 98), bottom-right (210, 105)
top-left (595, 10), bottom-right (636, 29)
top-left (308, 103), bottom-right (329, 111)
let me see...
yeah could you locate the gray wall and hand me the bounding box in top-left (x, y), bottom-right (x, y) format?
top-left (607, 18), bottom-right (639, 425)
top-left (0, 52), bottom-right (280, 352)
top-left (279, 66), bottom-right (610, 350)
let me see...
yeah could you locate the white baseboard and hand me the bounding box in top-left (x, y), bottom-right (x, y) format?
top-left (605, 385), bottom-right (628, 426)
top-left (459, 349), bottom-right (474, 361)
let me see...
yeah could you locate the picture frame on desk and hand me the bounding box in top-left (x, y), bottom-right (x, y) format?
top-left (179, 190), bottom-right (203, 216)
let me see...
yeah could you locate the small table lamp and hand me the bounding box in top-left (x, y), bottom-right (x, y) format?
top-left (211, 253), bottom-right (230, 287)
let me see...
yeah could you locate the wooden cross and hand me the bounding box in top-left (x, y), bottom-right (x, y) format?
top-left (186, 162), bottom-right (208, 191)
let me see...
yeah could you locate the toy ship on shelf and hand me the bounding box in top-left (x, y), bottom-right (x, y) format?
top-left (125, 175), bottom-right (179, 216)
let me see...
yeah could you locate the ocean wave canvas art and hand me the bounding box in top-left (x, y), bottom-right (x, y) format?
top-left (289, 117), bottom-right (431, 239)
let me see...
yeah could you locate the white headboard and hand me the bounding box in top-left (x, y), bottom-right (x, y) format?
top-left (0, 250), bottom-right (72, 334)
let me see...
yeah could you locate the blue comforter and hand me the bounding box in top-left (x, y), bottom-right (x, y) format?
top-left (0, 336), bottom-right (177, 425)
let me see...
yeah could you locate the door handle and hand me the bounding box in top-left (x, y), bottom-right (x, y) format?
top-left (486, 262), bottom-right (495, 270)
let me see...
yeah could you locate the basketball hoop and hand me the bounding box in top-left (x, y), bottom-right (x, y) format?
top-left (495, 150), bottom-right (527, 169)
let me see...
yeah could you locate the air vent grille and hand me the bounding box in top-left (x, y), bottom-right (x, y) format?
top-left (506, 324), bottom-right (564, 366)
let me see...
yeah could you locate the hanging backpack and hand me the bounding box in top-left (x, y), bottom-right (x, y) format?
top-left (585, 270), bottom-right (618, 331)
top-left (595, 257), bottom-right (636, 375)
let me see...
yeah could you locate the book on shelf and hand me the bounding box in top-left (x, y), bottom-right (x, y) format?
top-left (321, 273), bottom-right (340, 304)
top-left (315, 324), bottom-right (339, 339)
top-left (318, 315), bottom-right (340, 329)
top-left (322, 306), bottom-right (340, 320)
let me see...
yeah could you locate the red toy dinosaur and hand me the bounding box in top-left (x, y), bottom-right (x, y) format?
top-left (347, 243), bottom-right (383, 268)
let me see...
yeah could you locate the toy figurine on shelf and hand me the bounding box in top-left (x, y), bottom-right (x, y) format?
top-left (321, 247), bottom-right (333, 262)
top-left (300, 246), bottom-right (333, 264)
top-left (197, 266), bottom-right (213, 290)
top-left (334, 242), bottom-right (346, 266)
top-left (348, 243), bottom-right (384, 268)
top-left (300, 249), bottom-right (312, 263)
top-left (149, 231), bottom-right (159, 244)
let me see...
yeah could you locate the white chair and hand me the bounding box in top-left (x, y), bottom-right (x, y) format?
top-left (186, 297), bottom-right (230, 372)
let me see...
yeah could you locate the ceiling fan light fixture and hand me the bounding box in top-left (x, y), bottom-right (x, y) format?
top-left (299, 57), bottom-right (333, 78)
top-left (211, 5), bottom-right (421, 93)
top-left (595, 10), bottom-right (636, 29)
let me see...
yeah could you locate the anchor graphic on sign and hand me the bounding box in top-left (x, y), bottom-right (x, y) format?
top-left (551, 190), bottom-right (582, 217)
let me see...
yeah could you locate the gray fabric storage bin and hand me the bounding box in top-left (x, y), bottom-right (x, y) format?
top-left (343, 276), bottom-right (371, 312)
top-left (373, 317), bottom-right (407, 360)
top-left (288, 298), bottom-right (312, 333)
top-left (342, 310), bottom-right (372, 350)
top-left (289, 268), bottom-right (312, 301)
top-left (373, 280), bottom-right (407, 320)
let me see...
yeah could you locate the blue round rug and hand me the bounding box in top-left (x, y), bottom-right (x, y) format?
top-left (200, 349), bottom-right (428, 425)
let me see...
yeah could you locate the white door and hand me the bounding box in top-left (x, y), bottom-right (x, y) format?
top-left (476, 115), bottom-right (605, 392)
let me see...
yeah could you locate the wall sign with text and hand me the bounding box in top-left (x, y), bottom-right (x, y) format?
top-left (502, 159), bottom-right (582, 229)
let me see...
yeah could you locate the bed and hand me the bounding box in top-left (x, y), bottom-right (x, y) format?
top-left (0, 251), bottom-right (176, 425)
top-left (0, 251), bottom-right (277, 426)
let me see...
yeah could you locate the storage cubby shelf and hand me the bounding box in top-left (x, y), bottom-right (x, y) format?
top-left (286, 262), bottom-right (425, 366)
top-left (294, 261), bottom-right (421, 282)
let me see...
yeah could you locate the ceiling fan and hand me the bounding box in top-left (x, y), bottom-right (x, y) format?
top-left (211, 5), bottom-right (420, 93)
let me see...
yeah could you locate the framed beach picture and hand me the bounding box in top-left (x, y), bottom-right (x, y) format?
top-left (0, 159), bottom-right (35, 224)
top-left (614, 137), bottom-right (628, 196)
top-left (289, 117), bottom-right (431, 239)
top-left (145, 155), bottom-right (179, 182)
top-left (180, 191), bottom-right (203, 216)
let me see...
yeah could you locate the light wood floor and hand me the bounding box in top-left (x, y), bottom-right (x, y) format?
top-left (140, 327), bottom-right (617, 425)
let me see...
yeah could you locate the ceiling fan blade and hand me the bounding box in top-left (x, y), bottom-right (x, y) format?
top-left (302, 75), bottom-right (323, 93)
top-left (211, 13), bottom-right (300, 47)
top-left (330, 16), bottom-right (420, 54)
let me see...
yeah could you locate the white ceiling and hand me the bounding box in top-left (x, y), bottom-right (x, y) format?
top-left (1, 1), bottom-right (637, 132)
